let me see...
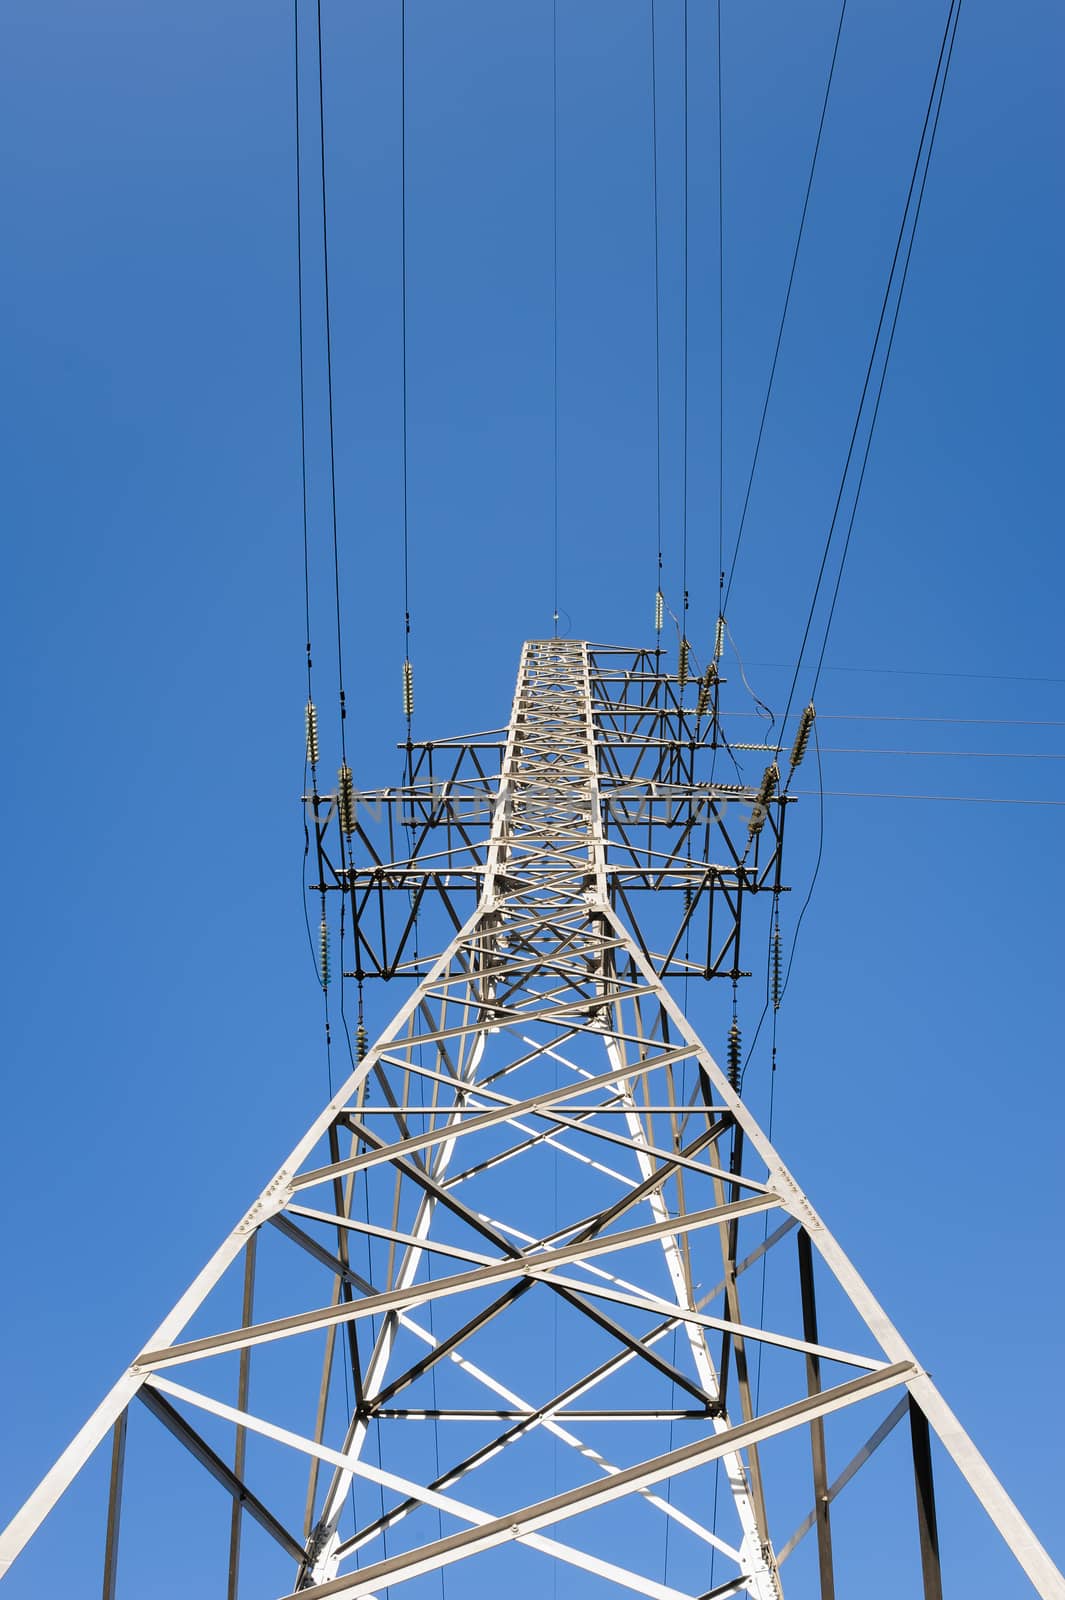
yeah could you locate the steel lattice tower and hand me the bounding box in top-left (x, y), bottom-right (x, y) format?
top-left (1, 640), bottom-right (1061, 1598)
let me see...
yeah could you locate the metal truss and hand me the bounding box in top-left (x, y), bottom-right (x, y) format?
top-left (310, 642), bottom-right (785, 982)
top-left (1, 640), bottom-right (1061, 1598)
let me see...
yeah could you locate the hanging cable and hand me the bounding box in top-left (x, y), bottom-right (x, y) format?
top-left (809, 745), bottom-right (1065, 760)
top-left (401, 0), bottom-right (414, 745)
top-left (795, 788), bottom-right (1065, 807)
top-left (311, 34), bottom-right (360, 1546)
top-left (809, 0), bottom-right (963, 705)
top-left (722, 0), bottom-right (848, 615)
top-left (650, 0), bottom-right (664, 649)
top-left (774, 0), bottom-right (962, 764)
top-left (722, 708), bottom-right (1065, 729)
top-left (314, 0), bottom-right (349, 769)
top-left (294, 0), bottom-right (327, 997)
top-left (552, 0), bottom-right (560, 639)
top-left (751, 660), bottom-right (1065, 687)
top-left (680, 0), bottom-right (689, 679)
top-left (295, 0), bottom-right (315, 722)
top-left (715, 0), bottom-right (724, 621)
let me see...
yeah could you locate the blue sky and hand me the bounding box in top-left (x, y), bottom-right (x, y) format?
top-left (1, 0), bottom-right (1062, 1594)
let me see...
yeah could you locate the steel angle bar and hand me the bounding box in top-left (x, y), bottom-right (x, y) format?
top-left (378, 1407), bottom-right (712, 1420)
top-left (269, 1213), bottom-right (374, 1294)
top-left (100, 1412), bottom-right (126, 1600)
top-left (777, 1397), bottom-right (908, 1564)
top-left (339, 1119), bottom-right (526, 1263)
top-left (416, 1102), bottom-right (724, 1115)
top-left (372, 1024), bottom-right (569, 1088)
top-left (291, 1364), bottom-right (916, 1599)
top-left (376, 1263), bottom-right (718, 1414)
top-left (441, 1108), bottom-right (635, 1191)
top-left (493, 1207), bottom-right (794, 1333)
top-left (226, 1233), bottom-right (257, 1600)
top-left (535, 1267), bottom-right (886, 1374)
top-left (481, 1209), bottom-right (709, 1337)
top-left (377, 1043), bottom-right (710, 1145)
top-left (910, 1398), bottom-right (945, 1600)
top-left (286, 1206), bottom-right (500, 1269)
top-left (368, 997), bottom-right (575, 1053)
top-left (139, 1195), bottom-right (779, 1370)
top-left (348, 1310), bottom-right (742, 1565)
top-left (136, 1387), bottom-right (305, 1562)
top-left (535, 1105), bottom-right (758, 1187)
top-left (375, 1029), bottom-right (580, 1095)
top-left (294, 1044), bottom-right (700, 1191)
top-left (143, 1377), bottom-right (697, 1600)
top-left (798, 1228), bottom-right (836, 1598)
top-left (421, 950), bottom-right (628, 996)
top-left (475, 1028), bottom-right (591, 1088)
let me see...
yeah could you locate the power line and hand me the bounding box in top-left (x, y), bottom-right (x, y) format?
top-left (817, 747), bottom-right (1065, 759)
top-left (401, 0), bottom-right (413, 735)
top-left (294, 0), bottom-right (313, 708)
top-left (715, 0), bottom-right (724, 610)
top-left (729, 711), bottom-right (1065, 727)
top-left (775, 0), bottom-right (962, 760)
top-left (722, 0), bottom-right (848, 615)
top-left (294, 0), bottom-right (322, 996)
top-left (650, 0), bottom-right (664, 634)
top-left (751, 660), bottom-right (1065, 688)
top-left (733, 741), bottom-right (1065, 757)
top-left (552, 0), bottom-right (560, 638)
top-left (809, 0), bottom-right (963, 702)
top-left (681, 0), bottom-right (689, 637)
top-left (794, 789), bottom-right (1065, 807)
top-left (315, 0), bottom-right (348, 767)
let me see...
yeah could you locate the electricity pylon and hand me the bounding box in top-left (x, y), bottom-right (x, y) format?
top-left (1, 639), bottom-right (1061, 1599)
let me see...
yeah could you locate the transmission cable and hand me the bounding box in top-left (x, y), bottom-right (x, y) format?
top-left (775, 0), bottom-right (962, 764)
top-left (650, 0), bottom-right (664, 649)
top-left (752, 660), bottom-right (1065, 687)
top-left (721, 0), bottom-right (847, 616)
top-left (731, 711), bottom-right (1065, 728)
top-left (314, 0), bottom-right (349, 771)
top-left (681, 0), bottom-right (689, 654)
top-left (796, 789), bottom-right (1065, 807)
top-left (552, 0), bottom-right (560, 638)
top-left (808, 0), bottom-right (963, 705)
top-left (401, 0), bottom-right (415, 752)
top-left (816, 746), bottom-right (1065, 759)
top-left (715, 0), bottom-right (724, 619)
top-left (295, 0), bottom-right (324, 994)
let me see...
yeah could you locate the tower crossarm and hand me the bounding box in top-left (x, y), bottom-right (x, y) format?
top-left (311, 641), bottom-right (787, 980)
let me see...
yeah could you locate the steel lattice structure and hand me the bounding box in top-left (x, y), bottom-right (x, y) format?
top-left (1, 640), bottom-right (1061, 1599)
